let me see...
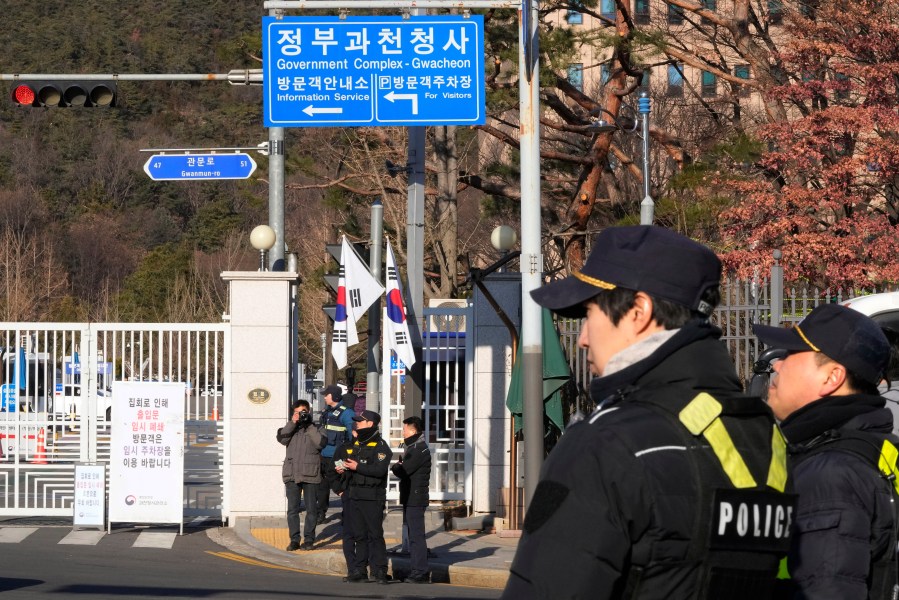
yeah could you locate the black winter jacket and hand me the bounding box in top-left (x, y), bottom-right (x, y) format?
top-left (391, 433), bottom-right (431, 506)
top-left (341, 430), bottom-right (393, 501)
top-left (502, 321), bottom-right (789, 600)
top-left (780, 395), bottom-right (897, 600)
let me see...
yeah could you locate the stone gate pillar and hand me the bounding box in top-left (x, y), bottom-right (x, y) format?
top-left (221, 271), bottom-right (299, 522)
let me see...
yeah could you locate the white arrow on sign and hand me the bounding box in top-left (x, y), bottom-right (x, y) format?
top-left (302, 105), bottom-right (344, 117)
top-left (384, 91), bottom-right (419, 115)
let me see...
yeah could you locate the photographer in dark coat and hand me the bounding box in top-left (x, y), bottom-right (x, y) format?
top-left (391, 415), bottom-right (432, 583)
top-left (277, 399), bottom-right (324, 551)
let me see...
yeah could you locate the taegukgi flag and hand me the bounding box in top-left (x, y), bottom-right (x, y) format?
top-left (331, 236), bottom-right (384, 369)
top-left (384, 241), bottom-right (416, 369)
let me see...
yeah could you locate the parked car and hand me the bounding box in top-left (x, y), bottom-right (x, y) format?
top-left (841, 292), bottom-right (899, 331)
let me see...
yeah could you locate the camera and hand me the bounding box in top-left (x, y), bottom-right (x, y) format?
top-left (298, 411), bottom-right (313, 426)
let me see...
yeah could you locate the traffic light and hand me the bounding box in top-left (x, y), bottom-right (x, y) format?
top-left (10, 80), bottom-right (117, 108)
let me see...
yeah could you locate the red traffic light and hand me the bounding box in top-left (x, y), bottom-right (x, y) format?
top-left (12, 84), bottom-right (35, 106)
top-left (9, 81), bottom-right (117, 108)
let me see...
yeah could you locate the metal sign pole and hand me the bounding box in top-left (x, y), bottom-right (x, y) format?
top-left (519, 0), bottom-right (544, 510)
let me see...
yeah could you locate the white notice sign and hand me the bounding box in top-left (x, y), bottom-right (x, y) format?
top-left (73, 463), bottom-right (106, 528)
top-left (108, 382), bottom-right (185, 525)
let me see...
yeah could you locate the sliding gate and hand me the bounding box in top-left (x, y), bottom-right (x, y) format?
top-left (0, 323), bottom-right (229, 519)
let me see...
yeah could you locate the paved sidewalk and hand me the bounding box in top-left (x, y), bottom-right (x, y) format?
top-left (208, 512), bottom-right (519, 589)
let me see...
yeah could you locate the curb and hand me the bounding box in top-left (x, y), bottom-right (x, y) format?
top-left (207, 522), bottom-right (510, 589)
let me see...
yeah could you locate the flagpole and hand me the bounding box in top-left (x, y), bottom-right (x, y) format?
top-left (368, 200), bottom-right (384, 415)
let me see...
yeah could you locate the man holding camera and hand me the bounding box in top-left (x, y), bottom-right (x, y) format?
top-left (277, 399), bottom-right (324, 551)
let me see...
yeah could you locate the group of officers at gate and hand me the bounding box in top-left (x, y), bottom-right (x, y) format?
top-left (276, 386), bottom-right (433, 584)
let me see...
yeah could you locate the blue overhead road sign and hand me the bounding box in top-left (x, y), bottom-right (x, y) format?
top-left (143, 153), bottom-right (257, 181)
top-left (263, 16), bottom-right (485, 127)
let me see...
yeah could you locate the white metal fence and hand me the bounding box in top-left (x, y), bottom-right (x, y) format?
top-left (0, 323), bottom-right (228, 519)
top-left (382, 304), bottom-right (472, 503)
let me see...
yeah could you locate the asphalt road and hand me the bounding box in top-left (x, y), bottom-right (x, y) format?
top-left (0, 525), bottom-right (503, 600)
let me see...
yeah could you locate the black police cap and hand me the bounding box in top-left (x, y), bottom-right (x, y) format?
top-left (352, 409), bottom-right (381, 426)
top-left (753, 303), bottom-right (889, 386)
top-left (531, 226), bottom-right (721, 318)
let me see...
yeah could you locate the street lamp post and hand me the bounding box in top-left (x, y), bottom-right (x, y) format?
top-left (249, 225), bottom-right (277, 271)
top-left (590, 90), bottom-right (654, 225)
top-left (637, 91), bottom-right (653, 226)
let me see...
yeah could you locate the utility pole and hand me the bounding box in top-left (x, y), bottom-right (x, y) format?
top-left (268, 7), bottom-right (287, 271)
top-left (368, 200), bottom-right (384, 414)
top-left (519, 0), bottom-right (545, 508)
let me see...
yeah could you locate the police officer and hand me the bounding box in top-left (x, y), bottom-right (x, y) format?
top-left (391, 415), bottom-right (432, 583)
top-left (753, 304), bottom-right (898, 598)
top-left (502, 226), bottom-right (792, 599)
top-left (338, 409), bottom-right (392, 584)
top-left (316, 384), bottom-right (355, 524)
top-left (331, 429), bottom-right (366, 581)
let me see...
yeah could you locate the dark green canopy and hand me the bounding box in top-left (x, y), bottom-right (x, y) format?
top-left (505, 308), bottom-right (571, 434)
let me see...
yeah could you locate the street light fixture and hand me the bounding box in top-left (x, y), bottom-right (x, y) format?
top-left (250, 225), bottom-right (277, 271)
top-left (491, 225), bottom-right (518, 273)
top-left (588, 90), bottom-right (654, 225)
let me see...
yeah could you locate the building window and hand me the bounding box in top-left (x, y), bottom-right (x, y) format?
top-left (768, 0), bottom-right (783, 24)
top-left (601, 64), bottom-right (612, 86)
top-left (667, 64), bottom-right (684, 96)
top-left (701, 0), bottom-right (716, 24)
top-left (634, 0), bottom-right (650, 24)
top-left (668, 3), bottom-right (685, 25)
top-left (799, 0), bottom-right (818, 19)
top-left (568, 0), bottom-right (584, 23)
top-left (834, 72), bottom-right (850, 101)
top-left (568, 63), bottom-right (584, 92)
top-left (734, 64), bottom-right (751, 97)
top-left (601, 0), bottom-right (616, 20)
top-left (701, 71), bottom-right (717, 97)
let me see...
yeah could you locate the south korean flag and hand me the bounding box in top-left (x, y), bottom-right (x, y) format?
top-left (384, 241), bottom-right (416, 369)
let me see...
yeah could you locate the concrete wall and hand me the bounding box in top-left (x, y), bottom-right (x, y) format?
top-left (221, 271), bottom-right (299, 520)
top-left (470, 273), bottom-right (521, 516)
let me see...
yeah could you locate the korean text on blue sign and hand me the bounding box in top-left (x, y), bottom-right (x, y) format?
top-left (263, 16), bottom-right (485, 127)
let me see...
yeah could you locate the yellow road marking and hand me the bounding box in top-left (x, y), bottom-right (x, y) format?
top-left (206, 551), bottom-right (320, 575)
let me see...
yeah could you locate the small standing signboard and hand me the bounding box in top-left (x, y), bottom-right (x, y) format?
top-left (108, 382), bottom-right (185, 534)
top-left (73, 463), bottom-right (106, 529)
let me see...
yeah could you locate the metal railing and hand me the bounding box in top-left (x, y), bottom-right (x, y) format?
top-left (0, 323), bottom-right (228, 518)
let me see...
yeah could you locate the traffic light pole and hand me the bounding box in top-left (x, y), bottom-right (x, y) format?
top-left (1, 71), bottom-right (262, 83)
top-left (268, 7), bottom-right (287, 271)
top-left (2, 69), bottom-right (282, 266)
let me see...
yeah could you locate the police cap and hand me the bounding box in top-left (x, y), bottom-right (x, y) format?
top-left (531, 225), bottom-right (721, 318)
top-left (753, 303), bottom-right (889, 386)
top-left (352, 409), bottom-right (381, 426)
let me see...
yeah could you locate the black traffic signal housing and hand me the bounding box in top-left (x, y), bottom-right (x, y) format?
top-left (10, 80), bottom-right (117, 108)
